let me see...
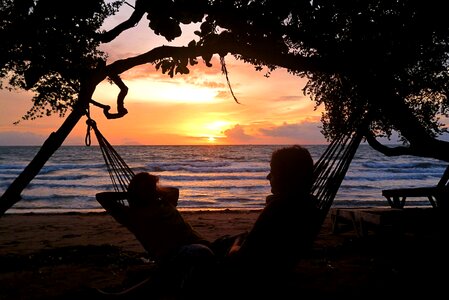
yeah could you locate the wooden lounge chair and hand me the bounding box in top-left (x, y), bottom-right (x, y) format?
top-left (382, 164), bottom-right (449, 208)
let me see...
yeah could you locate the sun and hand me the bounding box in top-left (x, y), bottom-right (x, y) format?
top-left (180, 119), bottom-right (232, 144)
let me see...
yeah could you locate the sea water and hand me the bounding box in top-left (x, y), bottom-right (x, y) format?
top-left (0, 144), bottom-right (446, 213)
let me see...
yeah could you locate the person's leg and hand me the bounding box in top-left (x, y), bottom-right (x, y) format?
top-left (168, 244), bottom-right (216, 299)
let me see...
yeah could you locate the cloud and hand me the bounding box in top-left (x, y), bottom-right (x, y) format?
top-left (0, 131), bottom-right (85, 146)
top-left (223, 124), bottom-right (255, 143)
top-left (259, 121), bottom-right (327, 144)
top-left (0, 131), bottom-right (46, 146)
top-left (274, 95), bottom-right (306, 102)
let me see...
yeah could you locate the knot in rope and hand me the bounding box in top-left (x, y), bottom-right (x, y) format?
top-left (85, 118), bottom-right (97, 147)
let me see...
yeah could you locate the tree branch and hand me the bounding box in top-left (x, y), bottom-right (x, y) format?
top-left (99, 2), bottom-right (146, 43)
top-left (105, 37), bottom-right (324, 77)
top-left (365, 131), bottom-right (413, 156)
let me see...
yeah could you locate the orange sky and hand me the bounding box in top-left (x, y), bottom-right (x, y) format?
top-left (0, 1), bottom-right (327, 146)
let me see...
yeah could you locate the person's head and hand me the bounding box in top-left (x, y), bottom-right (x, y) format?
top-left (267, 145), bottom-right (314, 196)
top-left (127, 172), bottom-right (160, 207)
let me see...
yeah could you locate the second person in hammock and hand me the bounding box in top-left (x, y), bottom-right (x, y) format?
top-left (207, 145), bottom-right (323, 299)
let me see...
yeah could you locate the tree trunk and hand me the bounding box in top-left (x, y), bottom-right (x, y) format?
top-left (0, 104), bottom-right (86, 216)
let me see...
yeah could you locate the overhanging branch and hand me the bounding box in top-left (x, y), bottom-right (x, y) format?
top-left (365, 131), bottom-right (413, 156)
top-left (105, 37), bottom-right (326, 77)
top-left (99, 1), bottom-right (146, 43)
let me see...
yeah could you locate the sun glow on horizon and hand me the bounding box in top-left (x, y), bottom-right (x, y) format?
top-left (180, 120), bottom-right (233, 144)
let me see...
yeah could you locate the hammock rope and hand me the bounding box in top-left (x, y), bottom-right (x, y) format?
top-left (85, 118), bottom-right (135, 194)
top-left (86, 112), bottom-right (367, 215)
top-left (312, 122), bottom-right (366, 219)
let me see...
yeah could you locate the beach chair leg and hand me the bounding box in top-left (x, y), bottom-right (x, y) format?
top-left (428, 196), bottom-right (437, 208)
top-left (331, 210), bottom-right (339, 233)
top-left (387, 196), bottom-right (405, 208)
top-left (330, 209), bottom-right (356, 234)
top-left (354, 218), bottom-right (368, 238)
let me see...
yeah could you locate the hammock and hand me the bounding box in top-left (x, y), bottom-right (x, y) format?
top-left (312, 122), bottom-right (366, 220)
top-left (86, 116), bottom-right (366, 216)
top-left (85, 118), bottom-right (134, 195)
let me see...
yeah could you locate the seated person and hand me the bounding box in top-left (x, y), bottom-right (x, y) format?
top-left (96, 172), bottom-right (213, 296)
top-left (96, 172), bottom-right (211, 262)
top-left (213, 145), bottom-right (323, 298)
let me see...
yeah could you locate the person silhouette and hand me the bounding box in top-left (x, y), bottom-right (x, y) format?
top-left (96, 172), bottom-right (210, 262)
top-left (96, 172), bottom-right (214, 298)
top-left (211, 145), bottom-right (323, 299)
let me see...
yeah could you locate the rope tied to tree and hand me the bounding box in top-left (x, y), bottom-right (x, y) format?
top-left (85, 115), bottom-right (134, 194)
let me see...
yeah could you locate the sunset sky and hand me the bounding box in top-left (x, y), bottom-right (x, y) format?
top-left (1, 2), bottom-right (404, 146)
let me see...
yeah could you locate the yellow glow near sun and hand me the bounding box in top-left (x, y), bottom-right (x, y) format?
top-left (205, 120), bottom-right (230, 132)
top-left (181, 119), bottom-right (232, 144)
top-left (94, 79), bottom-right (219, 104)
top-left (129, 80), bottom-right (218, 103)
top-left (201, 120), bottom-right (232, 143)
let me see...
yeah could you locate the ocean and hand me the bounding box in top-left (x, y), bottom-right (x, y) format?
top-left (0, 144), bottom-right (445, 214)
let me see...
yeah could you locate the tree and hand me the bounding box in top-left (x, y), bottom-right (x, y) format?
top-left (1, 0), bottom-right (449, 215)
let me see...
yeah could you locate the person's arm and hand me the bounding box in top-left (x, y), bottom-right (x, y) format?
top-left (230, 202), bottom-right (277, 258)
top-left (96, 192), bottom-right (129, 225)
top-left (227, 232), bottom-right (248, 256)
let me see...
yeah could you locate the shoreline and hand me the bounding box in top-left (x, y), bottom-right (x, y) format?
top-left (5, 204), bottom-right (418, 216)
top-left (0, 208), bottom-right (447, 299)
top-left (4, 207), bottom-right (265, 215)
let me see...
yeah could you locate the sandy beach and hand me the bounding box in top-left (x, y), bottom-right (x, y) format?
top-left (0, 208), bottom-right (447, 299)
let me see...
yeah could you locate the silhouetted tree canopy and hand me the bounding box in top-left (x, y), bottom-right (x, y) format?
top-left (1, 0), bottom-right (449, 161)
top-left (0, 0), bottom-right (121, 120)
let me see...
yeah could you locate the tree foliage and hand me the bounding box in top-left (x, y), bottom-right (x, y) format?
top-left (2, 0), bottom-right (449, 160)
top-left (0, 0), bottom-right (121, 121)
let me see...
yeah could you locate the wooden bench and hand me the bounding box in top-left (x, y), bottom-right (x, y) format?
top-left (382, 164), bottom-right (449, 208)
